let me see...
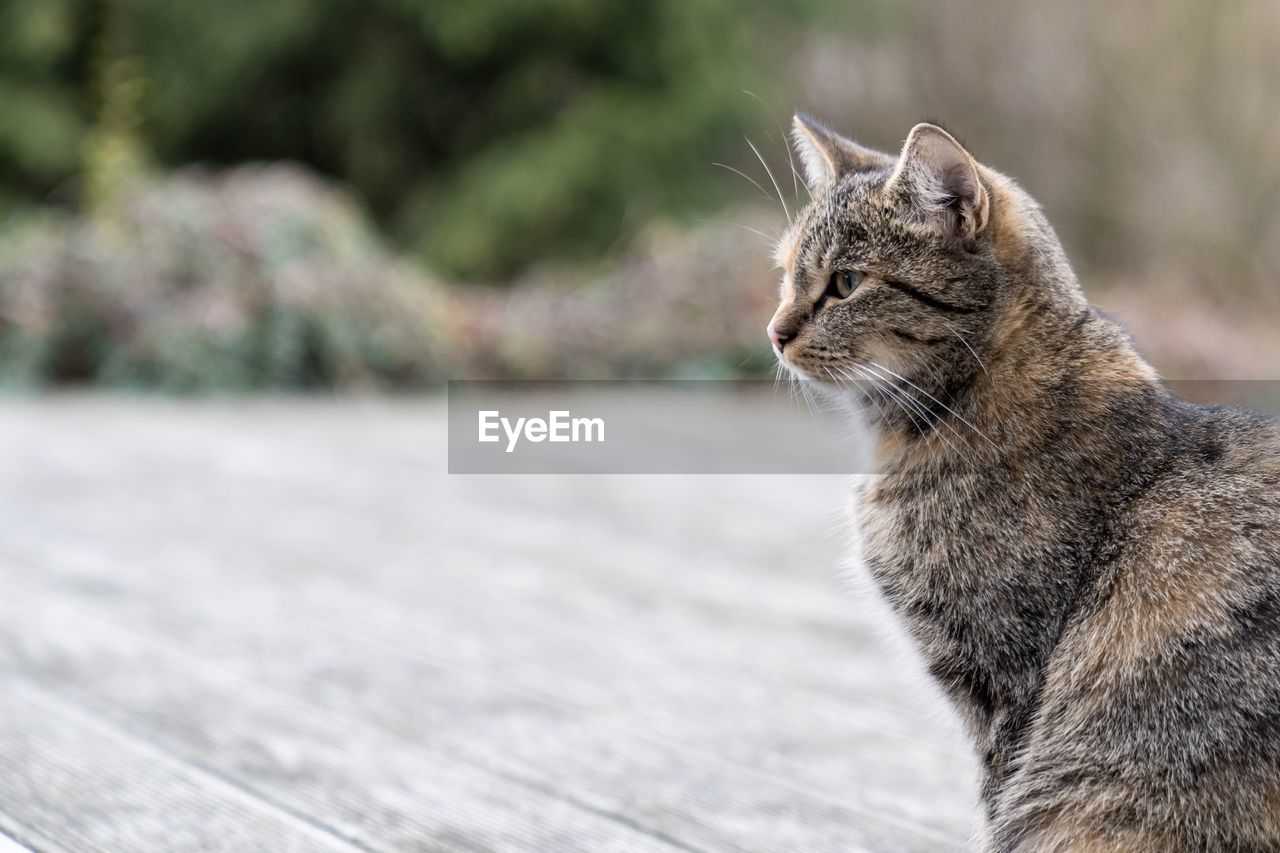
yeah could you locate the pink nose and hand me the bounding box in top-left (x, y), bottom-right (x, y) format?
top-left (768, 324), bottom-right (796, 352)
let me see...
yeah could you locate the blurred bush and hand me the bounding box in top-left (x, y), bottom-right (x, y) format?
top-left (449, 217), bottom-right (782, 379)
top-left (0, 152), bottom-right (785, 388)
top-left (2, 0), bottom-right (1275, 388)
top-left (0, 0), bottom-right (825, 280)
top-left (0, 165), bottom-right (450, 390)
top-left (0, 160), bottom-right (1273, 389)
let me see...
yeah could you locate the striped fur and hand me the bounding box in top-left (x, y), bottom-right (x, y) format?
top-left (772, 116), bottom-right (1280, 851)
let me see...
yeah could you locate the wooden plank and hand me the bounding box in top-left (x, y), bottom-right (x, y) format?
top-left (0, 834), bottom-right (36, 853)
top-left (0, 572), bottom-right (953, 852)
top-left (0, 820), bottom-right (45, 853)
top-left (0, 507), bottom-right (974, 836)
top-left (0, 678), bottom-right (362, 853)
top-left (0, 585), bottom-right (704, 853)
top-left (0, 447), bottom-right (953, 739)
top-left (0, 400), bottom-right (977, 850)
top-left (0, 493), bottom-right (976, 840)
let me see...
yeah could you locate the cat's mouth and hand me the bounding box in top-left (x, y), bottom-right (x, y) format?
top-left (773, 348), bottom-right (812, 380)
top-left (774, 334), bottom-right (852, 385)
top-left (779, 353), bottom-right (878, 398)
top-left (773, 341), bottom-right (831, 380)
top-left (768, 350), bottom-right (819, 379)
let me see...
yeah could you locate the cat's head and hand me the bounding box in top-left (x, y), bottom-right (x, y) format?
top-left (769, 115), bottom-right (1079, 399)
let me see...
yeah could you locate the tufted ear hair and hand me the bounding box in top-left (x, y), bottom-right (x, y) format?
top-left (886, 122), bottom-right (989, 239)
top-left (791, 113), bottom-right (894, 194)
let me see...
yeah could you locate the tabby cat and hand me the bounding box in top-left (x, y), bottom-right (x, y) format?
top-left (769, 114), bottom-right (1280, 851)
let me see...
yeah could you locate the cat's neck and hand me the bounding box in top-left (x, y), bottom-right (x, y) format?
top-left (867, 290), bottom-right (1160, 474)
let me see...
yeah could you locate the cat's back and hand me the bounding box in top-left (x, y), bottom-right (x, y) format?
top-left (1122, 397), bottom-right (1280, 590)
top-left (1057, 396), bottom-right (1280, 690)
top-left (1002, 398), bottom-right (1280, 849)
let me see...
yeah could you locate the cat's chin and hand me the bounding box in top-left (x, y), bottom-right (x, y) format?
top-left (772, 357), bottom-right (808, 380)
top-left (782, 365), bottom-right (814, 381)
top-left (778, 361), bottom-right (870, 414)
top-left (783, 364), bottom-right (845, 391)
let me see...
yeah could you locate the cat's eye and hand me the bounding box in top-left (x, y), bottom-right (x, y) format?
top-left (826, 270), bottom-right (865, 301)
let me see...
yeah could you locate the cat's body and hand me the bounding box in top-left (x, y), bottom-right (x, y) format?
top-left (857, 311), bottom-right (1280, 851)
top-left (770, 116), bottom-right (1280, 851)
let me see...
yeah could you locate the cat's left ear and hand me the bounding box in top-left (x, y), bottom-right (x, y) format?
top-left (887, 123), bottom-right (989, 239)
top-left (791, 113), bottom-right (892, 193)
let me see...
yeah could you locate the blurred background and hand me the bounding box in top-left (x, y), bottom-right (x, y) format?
top-left (2, 5), bottom-right (1279, 849)
top-left (2, 0), bottom-right (1278, 390)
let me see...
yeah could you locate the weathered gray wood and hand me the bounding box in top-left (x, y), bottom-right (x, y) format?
top-left (0, 398), bottom-right (977, 852)
top-left (0, 590), bottom-right (692, 853)
top-left (0, 677), bottom-right (363, 853)
top-left (0, 834), bottom-right (35, 853)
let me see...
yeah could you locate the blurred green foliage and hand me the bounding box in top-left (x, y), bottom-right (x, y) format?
top-left (0, 0), bottom-right (824, 280)
top-left (0, 0), bottom-right (91, 212)
top-left (0, 166), bottom-right (450, 391)
top-left (2, 0), bottom-right (1276, 390)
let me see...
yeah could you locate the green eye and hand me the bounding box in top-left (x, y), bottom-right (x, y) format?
top-left (827, 270), bottom-right (865, 300)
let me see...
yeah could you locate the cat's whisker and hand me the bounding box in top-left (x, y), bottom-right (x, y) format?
top-left (925, 362), bottom-right (950, 399)
top-left (695, 217), bottom-right (776, 245)
top-left (824, 365), bottom-right (878, 423)
top-left (854, 362), bottom-right (965, 454)
top-left (792, 374), bottom-right (817, 419)
top-left (919, 358), bottom-right (960, 405)
top-left (741, 89), bottom-right (803, 200)
top-left (849, 364), bottom-right (931, 444)
top-left (711, 163), bottom-right (775, 207)
top-left (859, 362), bottom-right (973, 454)
top-left (745, 136), bottom-right (792, 225)
top-left (803, 372), bottom-right (828, 417)
top-left (833, 365), bottom-right (875, 403)
top-left (833, 365), bottom-right (890, 426)
top-left (851, 362), bottom-right (923, 422)
top-left (796, 375), bottom-right (821, 419)
top-left (941, 321), bottom-right (988, 375)
top-left (866, 361), bottom-right (998, 449)
top-left (864, 364), bottom-right (966, 455)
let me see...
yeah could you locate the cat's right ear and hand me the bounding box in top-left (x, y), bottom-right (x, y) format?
top-left (791, 113), bottom-right (892, 194)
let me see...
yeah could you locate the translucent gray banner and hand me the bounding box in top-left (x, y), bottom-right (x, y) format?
top-left (447, 380), bottom-right (1280, 474)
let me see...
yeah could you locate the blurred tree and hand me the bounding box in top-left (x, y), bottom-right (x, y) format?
top-left (0, 0), bottom-right (821, 280)
top-left (83, 0), bottom-right (147, 216)
top-left (0, 0), bottom-right (94, 212)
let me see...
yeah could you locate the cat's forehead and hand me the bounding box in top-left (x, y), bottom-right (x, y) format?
top-left (774, 171), bottom-right (898, 273)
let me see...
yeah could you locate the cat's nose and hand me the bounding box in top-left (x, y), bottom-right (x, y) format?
top-left (768, 323), bottom-right (797, 352)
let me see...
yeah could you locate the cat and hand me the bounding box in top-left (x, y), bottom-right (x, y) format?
top-left (769, 114), bottom-right (1280, 851)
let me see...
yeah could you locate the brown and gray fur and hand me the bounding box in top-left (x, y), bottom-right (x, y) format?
top-left (769, 115), bottom-right (1280, 851)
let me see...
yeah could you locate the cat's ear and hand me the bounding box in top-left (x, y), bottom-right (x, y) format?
top-left (791, 113), bottom-right (892, 193)
top-left (886, 123), bottom-right (989, 239)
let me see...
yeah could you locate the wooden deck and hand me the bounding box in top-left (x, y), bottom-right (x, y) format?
top-left (0, 398), bottom-right (977, 852)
